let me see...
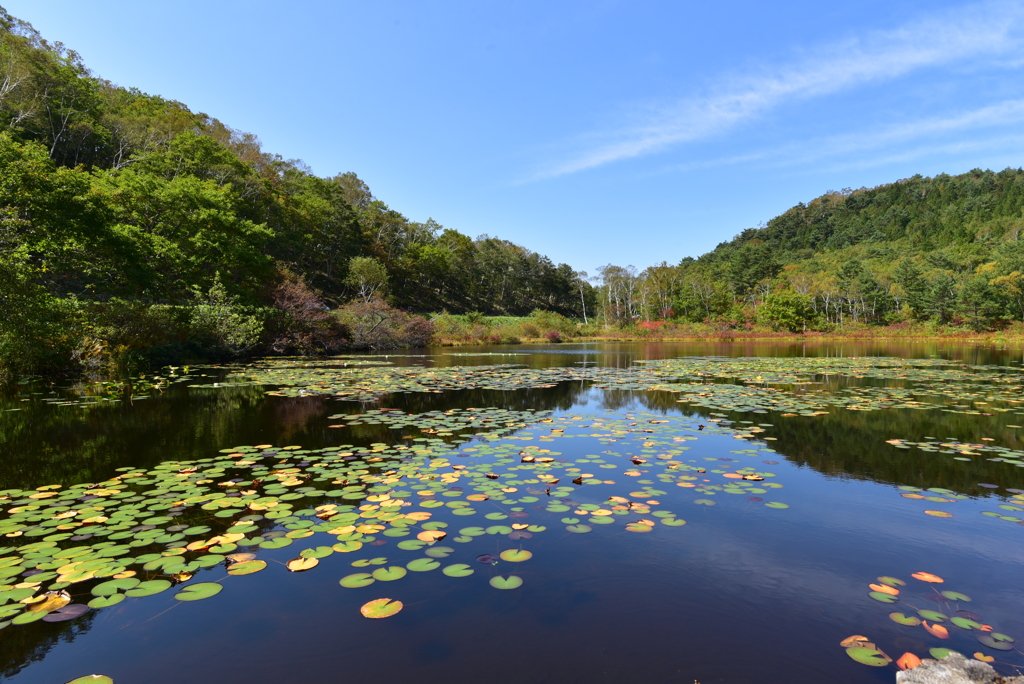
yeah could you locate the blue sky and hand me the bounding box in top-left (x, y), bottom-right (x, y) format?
top-left (8, 1), bottom-right (1024, 275)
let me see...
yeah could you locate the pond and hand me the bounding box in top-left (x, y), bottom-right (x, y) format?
top-left (2, 341), bottom-right (1024, 684)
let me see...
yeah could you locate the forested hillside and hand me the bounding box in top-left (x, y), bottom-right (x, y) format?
top-left (0, 8), bottom-right (593, 373)
top-left (595, 169), bottom-right (1024, 331)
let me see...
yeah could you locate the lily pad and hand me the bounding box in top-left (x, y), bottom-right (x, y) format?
top-left (845, 646), bottom-right (888, 666)
top-left (371, 566), bottom-right (407, 581)
top-left (227, 560), bottom-right (266, 576)
top-left (360, 598), bottom-right (402, 618)
top-left (125, 580), bottom-right (172, 598)
top-left (339, 573), bottom-right (375, 588)
top-left (174, 582), bottom-right (222, 602)
top-left (941, 591), bottom-right (971, 602)
top-left (406, 558), bottom-right (440, 572)
top-left (498, 549), bottom-right (533, 562)
top-left (442, 563), bottom-right (474, 577)
top-left (489, 575), bottom-right (523, 590)
top-left (889, 612), bottom-right (921, 626)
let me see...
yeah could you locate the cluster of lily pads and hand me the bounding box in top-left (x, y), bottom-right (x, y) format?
top-left (848, 572), bottom-right (1020, 673)
top-left (0, 407), bottom-right (791, 631)
top-left (891, 484), bottom-right (1024, 524)
top-left (217, 355), bottom-right (1024, 420)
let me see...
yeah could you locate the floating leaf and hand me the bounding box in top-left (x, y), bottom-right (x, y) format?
top-left (286, 557), bottom-right (318, 572)
top-left (625, 523), bottom-right (653, 532)
top-left (498, 549), bottom-right (532, 562)
top-left (924, 510), bottom-right (953, 518)
top-left (371, 566), bottom-right (407, 581)
top-left (895, 652), bottom-right (922, 670)
top-left (174, 582), bottom-right (222, 602)
top-left (869, 583), bottom-right (899, 595)
top-left (227, 560), bottom-right (266, 576)
top-left (878, 576), bottom-right (906, 587)
top-left (840, 635), bottom-right (871, 648)
top-left (489, 575), bottom-right (523, 590)
top-left (911, 572), bottom-right (944, 583)
top-left (65, 677), bottom-right (113, 684)
top-left (424, 546), bottom-right (454, 558)
top-left (869, 591), bottom-right (898, 603)
top-left (406, 558), bottom-right (440, 572)
top-left (360, 598), bottom-right (402, 618)
top-left (890, 612), bottom-right (921, 626)
top-left (87, 594), bottom-right (125, 609)
top-left (845, 647), bottom-right (889, 666)
top-left (923, 621), bottom-right (950, 639)
top-left (339, 573), bottom-right (375, 588)
top-left (929, 648), bottom-right (959, 660)
top-left (978, 632), bottom-right (1014, 649)
top-left (974, 652), bottom-right (995, 662)
top-left (918, 610), bottom-right (947, 622)
top-left (416, 530), bottom-right (446, 543)
top-left (565, 524), bottom-right (591, 533)
top-left (941, 591), bottom-right (971, 602)
top-left (442, 564), bottom-right (473, 577)
top-left (125, 580), bottom-right (171, 598)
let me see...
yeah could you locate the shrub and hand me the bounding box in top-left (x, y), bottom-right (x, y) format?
top-left (268, 271), bottom-right (346, 354)
top-left (337, 297), bottom-right (434, 349)
top-left (545, 330), bottom-right (562, 343)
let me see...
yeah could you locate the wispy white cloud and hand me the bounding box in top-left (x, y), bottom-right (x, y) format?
top-left (530, 1), bottom-right (1024, 180)
top-left (655, 98), bottom-right (1024, 175)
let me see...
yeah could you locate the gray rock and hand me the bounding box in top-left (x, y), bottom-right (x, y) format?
top-left (896, 653), bottom-right (1024, 684)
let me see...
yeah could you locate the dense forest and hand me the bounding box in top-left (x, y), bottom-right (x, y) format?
top-left (0, 8), bottom-right (594, 374)
top-left (594, 170), bottom-right (1024, 332)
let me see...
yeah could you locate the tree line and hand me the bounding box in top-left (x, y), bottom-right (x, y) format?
top-left (0, 8), bottom-right (594, 373)
top-left (592, 169), bottom-right (1024, 331)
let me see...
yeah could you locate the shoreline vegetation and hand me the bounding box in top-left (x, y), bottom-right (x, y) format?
top-left (428, 314), bottom-right (1024, 346)
top-left (5, 7), bottom-right (1024, 379)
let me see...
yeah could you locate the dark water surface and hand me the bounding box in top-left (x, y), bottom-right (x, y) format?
top-left (2, 341), bottom-right (1024, 683)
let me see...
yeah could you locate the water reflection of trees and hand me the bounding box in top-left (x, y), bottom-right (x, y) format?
top-left (4, 358), bottom-right (1024, 674)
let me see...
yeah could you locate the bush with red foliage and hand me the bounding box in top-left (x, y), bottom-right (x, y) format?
top-left (268, 272), bottom-right (347, 354)
top-left (336, 297), bottom-right (434, 350)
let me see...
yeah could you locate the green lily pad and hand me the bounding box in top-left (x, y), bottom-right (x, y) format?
top-left (498, 549), bottom-right (532, 562)
top-left (918, 609), bottom-right (946, 622)
top-left (87, 594), bottom-right (125, 609)
top-left (845, 646), bottom-right (888, 666)
top-left (125, 580), bottom-right (172, 598)
top-left (92, 578), bottom-right (140, 596)
top-left (694, 499), bottom-right (716, 506)
top-left (174, 582), bottom-right (222, 602)
top-left (941, 591), bottom-right (971, 602)
top-left (950, 617), bottom-right (982, 630)
top-left (371, 566), bottom-right (407, 581)
top-left (65, 676), bottom-right (114, 684)
top-left (11, 610), bottom-right (46, 625)
top-left (889, 612), bottom-right (921, 625)
top-left (406, 558), bottom-right (440, 572)
top-left (300, 546), bottom-right (334, 560)
top-left (764, 502), bottom-right (789, 509)
top-left (489, 575), bottom-right (523, 590)
top-left (424, 546), bottom-right (454, 558)
top-left (227, 560), bottom-right (266, 576)
top-left (930, 648), bottom-right (961, 660)
top-left (339, 573), bottom-right (375, 588)
top-left (566, 524), bottom-right (591, 533)
top-left (442, 563), bottom-right (474, 577)
top-left (869, 591), bottom-right (898, 603)
top-left (661, 518), bottom-right (687, 526)
top-left (878, 576), bottom-right (906, 587)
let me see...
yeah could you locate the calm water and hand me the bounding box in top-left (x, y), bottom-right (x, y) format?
top-left (2, 341), bottom-right (1024, 684)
